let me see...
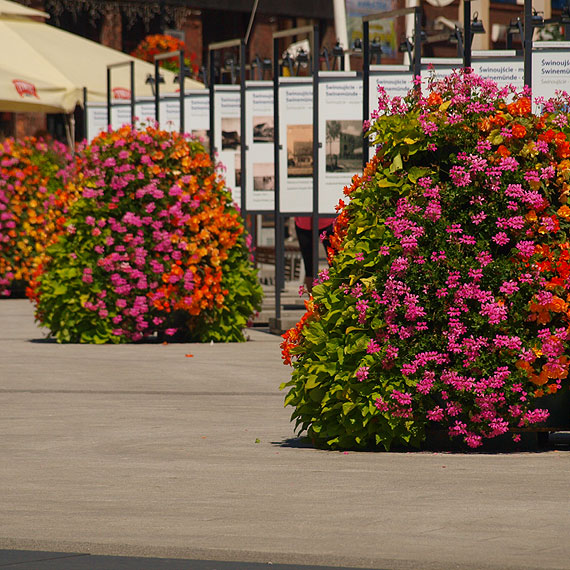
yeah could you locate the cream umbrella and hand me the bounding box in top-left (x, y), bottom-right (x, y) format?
top-left (0, 0), bottom-right (49, 18)
top-left (0, 3), bottom-right (203, 115)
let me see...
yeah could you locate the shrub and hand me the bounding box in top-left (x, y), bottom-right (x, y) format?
top-left (281, 71), bottom-right (570, 450)
top-left (0, 136), bottom-right (71, 296)
top-left (31, 124), bottom-right (262, 343)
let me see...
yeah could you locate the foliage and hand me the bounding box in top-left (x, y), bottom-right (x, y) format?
top-left (131, 34), bottom-right (199, 78)
top-left (0, 137), bottom-right (71, 296)
top-left (281, 70), bottom-right (570, 450)
top-left (31, 124), bottom-right (262, 343)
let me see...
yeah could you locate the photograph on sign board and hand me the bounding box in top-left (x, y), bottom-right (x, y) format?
top-left (253, 116), bottom-right (274, 143)
top-left (191, 129), bottom-right (209, 152)
top-left (235, 152), bottom-right (242, 187)
top-left (326, 120), bottom-right (362, 173)
top-left (253, 162), bottom-right (274, 192)
top-left (287, 124), bottom-right (313, 178)
top-left (222, 118), bottom-right (240, 150)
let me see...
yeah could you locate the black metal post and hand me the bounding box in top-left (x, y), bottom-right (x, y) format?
top-left (273, 35), bottom-right (282, 321)
top-left (413, 7), bottom-right (422, 79)
top-left (524, 0), bottom-right (533, 87)
top-left (106, 67), bottom-right (111, 128)
top-left (179, 50), bottom-right (185, 134)
top-left (130, 61), bottom-right (135, 126)
top-left (83, 87), bottom-right (88, 141)
top-left (240, 39), bottom-right (247, 218)
top-left (463, 0), bottom-right (472, 69)
top-left (209, 51), bottom-right (215, 162)
top-left (155, 59), bottom-right (160, 125)
top-left (311, 25), bottom-right (320, 284)
top-left (363, 20), bottom-right (370, 171)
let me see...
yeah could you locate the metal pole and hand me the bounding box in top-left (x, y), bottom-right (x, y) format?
top-left (311, 25), bottom-right (320, 284)
top-left (179, 50), bottom-right (185, 134)
top-left (209, 51), bottom-right (215, 162)
top-left (83, 87), bottom-right (88, 141)
top-left (130, 61), bottom-right (135, 126)
top-left (524, 0), bottom-right (532, 88)
top-left (413, 7), bottom-right (422, 79)
top-left (362, 20), bottom-right (370, 171)
top-left (273, 35), bottom-right (282, 321)
top-left (106, 66), bottom-right (111, 128)
top-left (155, 59), bottom-right (160, 125)
top-left (240, 39), bottom-right (247, 217)
top-left (463, 0), bottom-right (472, 69)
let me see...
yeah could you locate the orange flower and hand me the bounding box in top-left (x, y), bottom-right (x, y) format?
top-left (497, 145), bottom-right (510, 158)
top-left (557, 205), bottom-right (570, 220)
top-left (511, 124), bottom-right (527, 139)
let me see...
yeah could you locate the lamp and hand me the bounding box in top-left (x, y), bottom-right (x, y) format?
top-left (145, 73), bottom-right (164, 96)
top-left (506, 17), bottom-right (523, 49)
top-left (370, 37), bottom-right (382, 64)
top-left (531, 9), bottom-right (544, 27)
top-left (281, 51), bottom-right (294, 76)
top-left (295, 48), bottom-right (309, 76)
top-left (332, 40), bottom-right (345, 71)
top-left (352, 38), bottom-right (362, 53)
top-left (471, 12), bottom-right (485, 34)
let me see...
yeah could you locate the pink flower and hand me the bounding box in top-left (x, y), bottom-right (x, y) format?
top-left (355, 366), bottom-right (370, 382)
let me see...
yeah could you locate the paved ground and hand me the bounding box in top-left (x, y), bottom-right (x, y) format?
top-left (1, 298), bottom-right (570, 570)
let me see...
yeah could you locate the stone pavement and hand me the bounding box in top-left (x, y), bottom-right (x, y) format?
top-left (1, 299), bottom-right (570, 570)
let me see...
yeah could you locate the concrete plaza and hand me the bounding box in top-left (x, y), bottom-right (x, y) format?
top-left (1, 298), bottom-right (569, 570)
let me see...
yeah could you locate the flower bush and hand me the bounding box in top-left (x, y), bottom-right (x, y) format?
top-left (281, 70), bottom-right (570, 450)
top-left (0, 136), bottom-right (71, 296)
top-left (31, 124), bottom-right (262, 343)
top-left (131, 34), bottom-right (199, 78)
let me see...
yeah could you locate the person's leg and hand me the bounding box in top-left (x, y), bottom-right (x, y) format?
top-left (295, 224), bottom-right (314, 292)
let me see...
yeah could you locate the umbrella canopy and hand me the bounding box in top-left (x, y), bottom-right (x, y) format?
top-left (0, 8), bottom-right (203, 114)
top-left (0, 0), bottom-right (48, 18)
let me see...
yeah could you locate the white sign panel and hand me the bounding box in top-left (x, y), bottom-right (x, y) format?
top-left (214, 85), bottom-right (241, 206)
top-left (421, 59), bottom-right (462, 85)
top-left (245, 81), bottom-right (274, 212)
top-left (319, 73), bottom-right (363, 214)
top-left (134, 98), bottom-right (156, 129)
top-left (86, 103), bottom-right (108, 140)
top-left (369, 65), bottom-right (412, 116)
top-left (278, 78), bottom-right (313, 214)
top-left (159, 97), bottom-right (181, 132)
top-left (185, 90), bottom-right (210, 151)
top-left (472, 51), bottom-right (524, 90)
top-left (532, 44), bottom-right (570, 105)
top-left (110, 104), bottom-right (132, 131)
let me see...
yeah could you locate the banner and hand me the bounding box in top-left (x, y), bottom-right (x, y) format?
top-left (245, 81), bottom-right (274, 212)
top-left (319, 72), bottom-right (363, 214)
top-left (346, 0), bottom-right (398, 58)
top-left (158, 97), bottom-right (180, 132)
top-left (278, 78), bottom-right (313, 214)
top-left (472, 51), bottom-right (524, 91)
top-left (213, 85), bottom-right (241, 206)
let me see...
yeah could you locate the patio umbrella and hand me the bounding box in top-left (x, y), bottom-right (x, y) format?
top-left (0, 2), bottom-right (203, 115)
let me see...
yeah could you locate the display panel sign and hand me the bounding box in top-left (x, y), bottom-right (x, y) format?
top-left (245, 81), bottom-right (274, 212)
top-left (471, 51), bottom-right (524, 91)
top-left (85, 103), bottom-right (108, 140)
top-left (158, 97), bottom-right (180, 132)
top-left (319, 73), bottom-right (363, 214)
top-left (134, 97), bottom-right (156, 130)
top-left (110, 104), bottom-right (132, 131)
top-left (369, 64), bottom-right (412, 116)
top-left (213, 85), bottom-right (241, 206)
top-left (532, 42), bottom-right (570, 107)
top-left (278, 78), bottom-right (313, 214)
top-left (185, 90), bottom-right (210, 151)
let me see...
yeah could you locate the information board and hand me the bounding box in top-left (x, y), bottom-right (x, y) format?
top-left (110, 104), bottom-right (132, 131)
top-left (532, 42), bottom-right (570, 106)
top-left (85, 103), bottom-right (108, 140)
top-left (185, 90), bottom-right (210, 151)
top-left (369, 64), bottom-right (412, 115)
top-left (213, 85), bottom-right (241, 205)
top-left (244, 81), bottom-right (274, 212)
top-left (278, 78), bottom-right (313, 214)
top-left (472, 51), bottom-right (524, 90)
top-left (319, 73), bottom-right (363, 214)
